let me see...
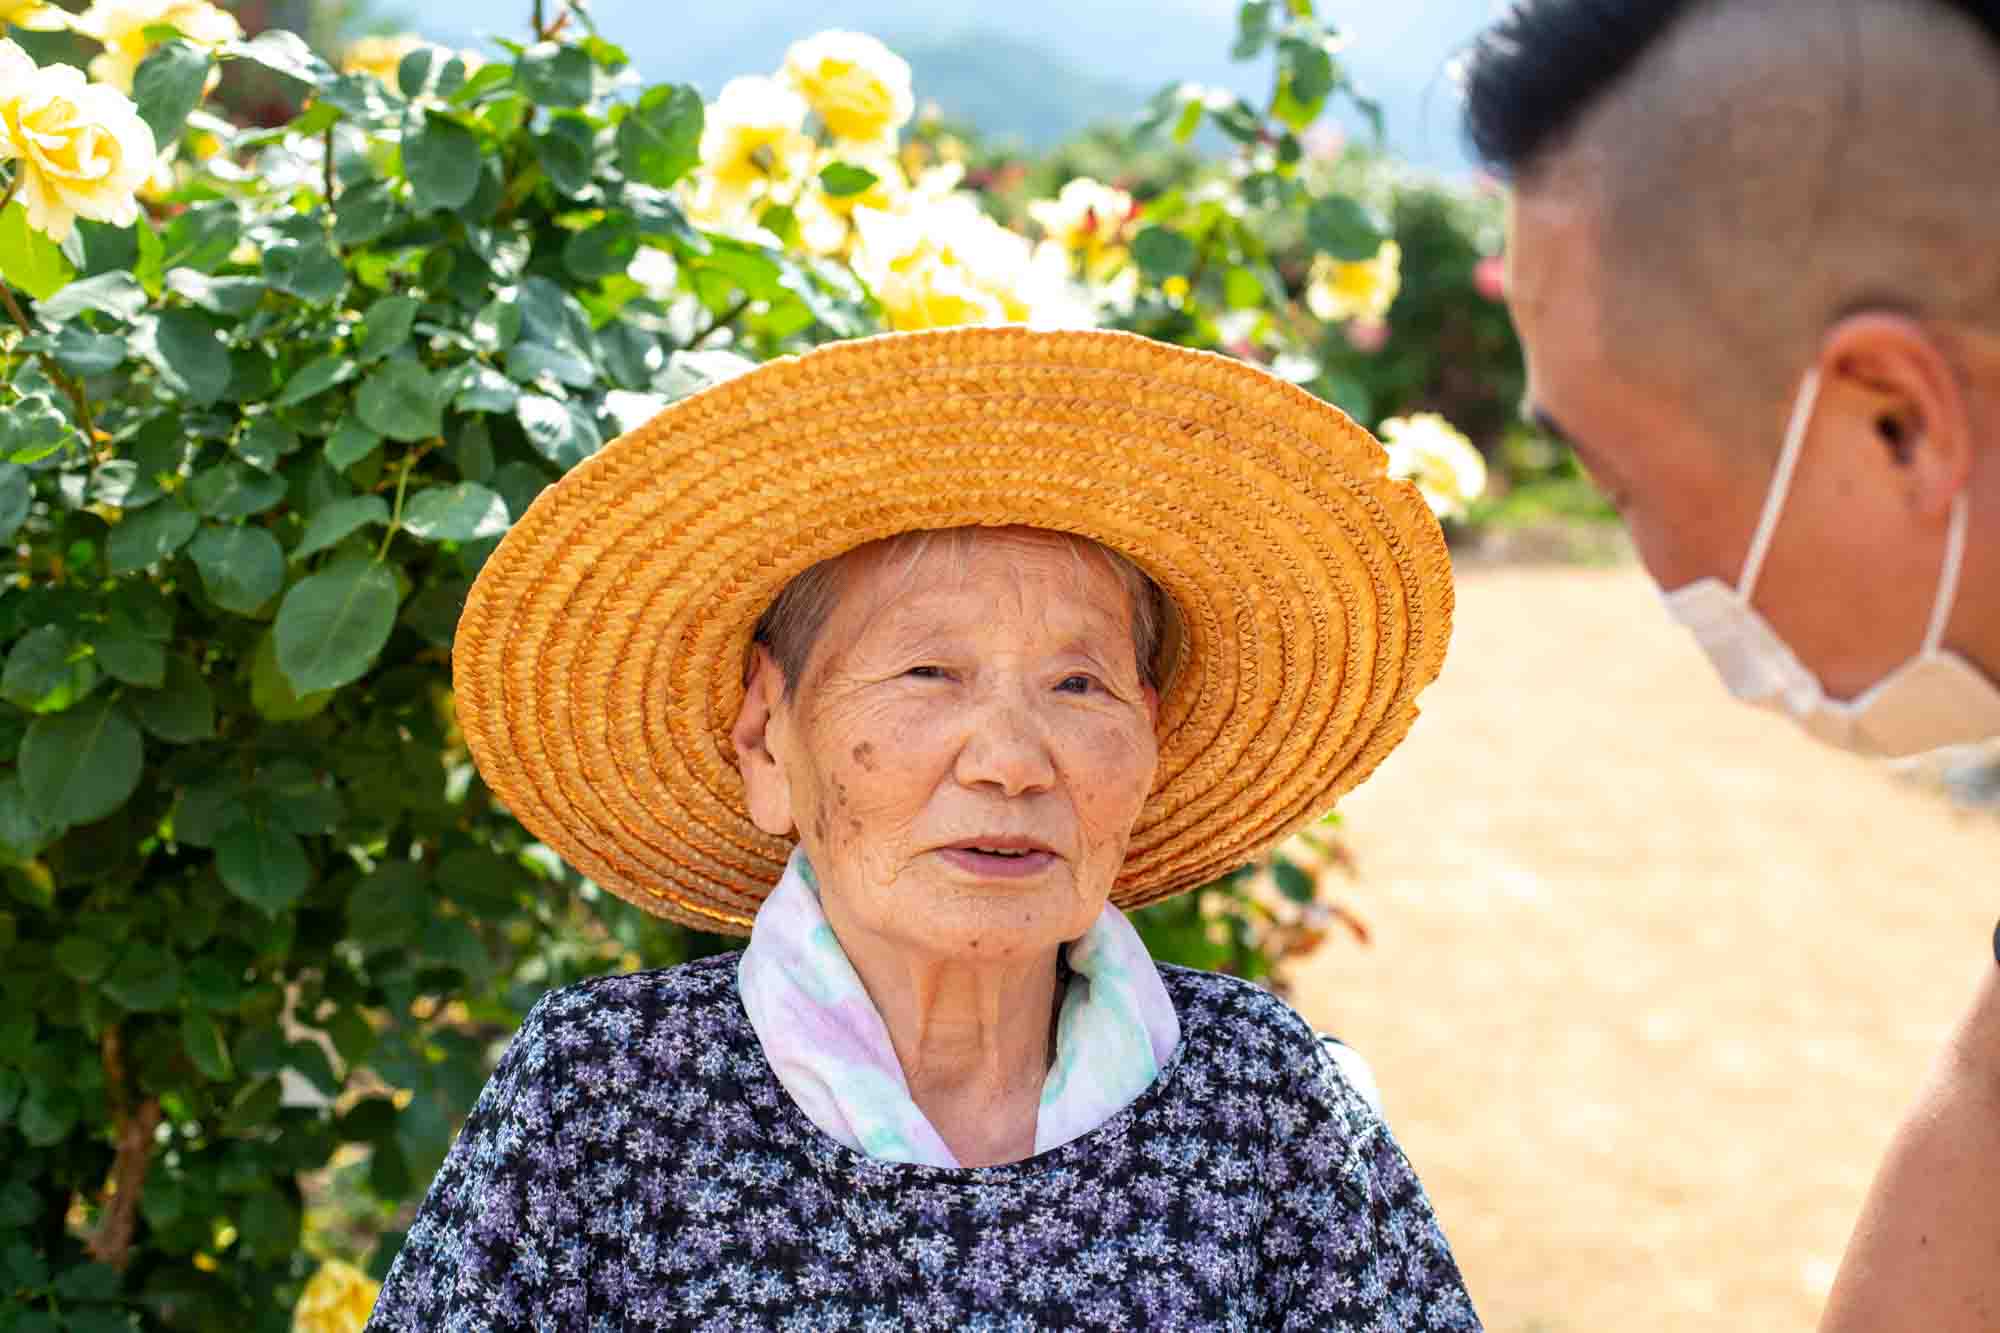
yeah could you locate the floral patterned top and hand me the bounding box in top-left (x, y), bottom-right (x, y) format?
top-left (365, 954), bottom-right (1482, 1332)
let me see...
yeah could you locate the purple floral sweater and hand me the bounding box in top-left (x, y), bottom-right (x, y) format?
top-left (365, 954), bottom-right (1481, 1331)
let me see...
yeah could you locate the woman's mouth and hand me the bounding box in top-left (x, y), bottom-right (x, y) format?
top-left (937, 842), bottom-right (1058, 878)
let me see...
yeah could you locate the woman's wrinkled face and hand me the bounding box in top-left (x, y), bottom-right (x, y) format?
top-left (734, 528), bottom-right (1160, 965)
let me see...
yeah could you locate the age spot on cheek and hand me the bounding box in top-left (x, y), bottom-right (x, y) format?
top-left (851, 741), bottom-right (877, 772)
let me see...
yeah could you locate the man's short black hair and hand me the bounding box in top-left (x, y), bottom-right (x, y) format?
top-left (1462, 0), bottom-right (2000, 176)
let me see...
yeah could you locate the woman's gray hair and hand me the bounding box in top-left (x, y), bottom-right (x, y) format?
top-left (751, 528), bottom-right (1170, 696)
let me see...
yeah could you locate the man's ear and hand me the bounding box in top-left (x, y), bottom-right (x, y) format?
top-left (731, 645), bottom-right (796, 838)
top-left (1820, 313), bottom-right (1976, 519)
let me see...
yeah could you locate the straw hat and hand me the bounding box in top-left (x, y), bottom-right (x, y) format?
top-left (452, 326), bottom-right (1453, 933)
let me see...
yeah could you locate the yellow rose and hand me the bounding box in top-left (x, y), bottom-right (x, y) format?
top-left (0, 39), bottom-right (158, 241)
top-left (74, 0), bottom-right (241, 93)
top-left (698, 75), bottom-right (812, 212)
top-left (1379, 412), bottom-right (1488, 521)
top-left (1305, 239), bottom-right (1402, 324)
top-left (852, 195), bottom-right (1085, 330)
top-left (0, 0), bottom-right (69, 32)
top-left (292, 1260), bottom-right (380, 1333)
top-left (1027, 176), bottom-right (1135, 281)
top-left (781, 29), bottom-right (914, 145)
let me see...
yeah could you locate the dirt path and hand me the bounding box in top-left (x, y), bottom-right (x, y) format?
top-left (1283, 562), bottom-right (2000, 1333)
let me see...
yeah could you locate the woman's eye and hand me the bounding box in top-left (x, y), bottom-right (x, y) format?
top-left (905, 665), bottom-right (947, 680)
top-left (1056, 674), bottom-right (1095, 694)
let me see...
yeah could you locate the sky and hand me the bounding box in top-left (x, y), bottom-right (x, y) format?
top-left (391, 0), bottom-right (1502, 173)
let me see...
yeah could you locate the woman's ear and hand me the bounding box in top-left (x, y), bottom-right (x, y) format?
top-left (732, 645), bottom-right (796, 838)
top-left (1820, 313), bottom-right (1976, 519)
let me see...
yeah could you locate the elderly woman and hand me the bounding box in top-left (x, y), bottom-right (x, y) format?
top-left (367, 328), bottom-right (1478, 1330)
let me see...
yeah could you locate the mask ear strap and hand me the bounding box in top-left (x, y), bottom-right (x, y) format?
top-left (1738, 367), bottom-right (1823, 601)
top-left (1922, 493), bottom-right (1970, 654)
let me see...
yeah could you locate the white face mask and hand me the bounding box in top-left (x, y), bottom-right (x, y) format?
top-left (1660, 367), bottom-right (2000, 758)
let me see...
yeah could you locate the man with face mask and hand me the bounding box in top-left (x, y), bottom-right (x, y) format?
top-left (1461, 0), bottom-right (2000, 1328)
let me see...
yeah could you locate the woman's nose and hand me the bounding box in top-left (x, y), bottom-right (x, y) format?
top-left (952, 694), bottom-right (1056, 797)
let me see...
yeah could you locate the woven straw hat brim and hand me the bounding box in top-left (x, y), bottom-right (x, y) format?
top-left (452, 326), bottom-right (1453, 933)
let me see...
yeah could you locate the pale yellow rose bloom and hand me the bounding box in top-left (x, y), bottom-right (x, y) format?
top-left (0, 0), bottom-right (70, 32)
top-left (1027, 176), bottom-right (1135, 282)
top-left (852, 195), bottom-right (1087, 330)
top-left (0, 39), bottom-right (158, 241)
top-left (1380, 412), bottom-right (1488, 521)
top-left (781, 29), bottom-right (914, 145)
top-left (699, 75), bottom-right (813, 214)
top-left (1304, 239), bottom-right (1402, 324)
top-left (292, 1259), bottom-right (380, 1333)
top-left (74, 0), bottom-right (241, 93)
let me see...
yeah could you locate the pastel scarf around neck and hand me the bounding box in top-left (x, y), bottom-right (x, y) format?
top-left (736, 848), bottom-right (1182, 1167)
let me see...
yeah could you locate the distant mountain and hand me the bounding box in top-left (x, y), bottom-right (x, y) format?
top-left (386, 0), bottom-right (1497, 172)
top-left (890, 31), bottom-right (1153, 148)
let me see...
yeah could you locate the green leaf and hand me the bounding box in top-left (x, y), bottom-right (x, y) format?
top-left (274, 557), bottom-right (400, 693)
top-left (325, 416), bottom-right (381, 470)
top-left (359, 294), bottom-right (421, 363)
top-left (235, 418), bottom-right (298, 472)
top-left (105, 502), bottom-right (199, 573)
top-left (238, 1188), bottom-right (300, 1261)
top-left (399, 483), bottom-right (510, 542)
top-left (562, 217), bottom-right (639, 282)
top-left (21, 322), bottom-right (129, 375)
top-left (19, 1082), bottom-right (78, 1146)
top-left (130, 653), bottom-right (215, 741)
top-left (0, 392), bottom-right (70, 464)
top-left (250, 630), bottom-right (332, 721)
top-left (225, 30), bottom-right (334, 89)
top-left (53, 1262), bottom-right (121, 1305)
top-left (1233, 0), bottom-right (1277, 59)
top-left (0, 201), bottom-right (75, 300)
top-left (515, 392), bottom-right (601, 468)
top-left (356, 359), bottom-right (443, 442)
top-left (617, 83), bottom-right (703, 189)
top-left (216, 818), bottom-right (310, 915)
top-left (533, 113), bottom-right (596, 197)
top-left (0, 464), bottom-right (27, 544)
top-left (265, 238), bottom-right (347, 304)
top-left (132, 40), bottom-right (212, 143)
top-left (101, 941), bottom-right (181, 1011)
top-left (276, 354), bottom-right (356, 407)
top-left (404, 112), bottom-right (483, 214)
top-left (2, 626), bottom-right (96, 713)
top-left (518, 41), bottom-right (593, 106)
top-left (0, 775), bottom-right (56, 857)
top-left (19, 699), bottom-right (144, 828)
top-left (1273, 859), bottom-right (1316, 904)
top-left (189, 524), bottom-right (285, 614)
top-left (53, 934), bottom-right (114, 983)
top-left (293, 494), bottom-right (389, 562)
top-left (451, 364), bottom-right (519, 413)
top-left (1306, 194), bottom-right (1387, 261)
top-left (35, 271), bottom-right (145, 323)
top-left (189, 460), bottom-right (287, 519)
top-left (331, 181), bottom-right (402, 247)
top-left (1132, 225), bottom-right (1198, 281)
top-left (141, 308), bottom-right (231, 406)
top-left (817, 161), bottom-right (879, 198)
top-left (164, 266), bottom-right (264, 315)
top-left (180, 1008), bottom-right (233, 1080)
top-left (82, 623), bottom-right (166, 688)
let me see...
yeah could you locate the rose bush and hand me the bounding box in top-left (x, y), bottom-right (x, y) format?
top-left (0, 2), bottom-right (1470, 1323)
